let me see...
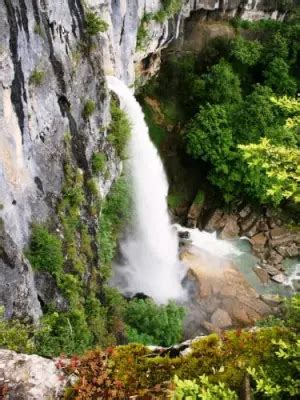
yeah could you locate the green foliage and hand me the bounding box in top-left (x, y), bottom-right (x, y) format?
top-left (239, 138), bottom-right (300, 205)
top-left (264, 57), bottom-right (297, 96)
top-left (136, 13), bottom-right (153, 50)
top-left (154, 0), bottom-right (182, 22)
top-left (248, 337), bottom-right (300, 399)
top-left (124, 299), bottom-right (185, 347)
top-left (29, 69), bottom-right (45, 86)
top-left (0, 307), bottom-right (35, 353)
top-left (108, 100), bottom-right (131, 159)
top-left (26, 225), bottom-right (63, 276)
top-left (185, 104), bottom-right (233, 170)
top-left (91, 152), bottom-right (106, 174)
top-left (234, 84), bottom-right (279, 143)
top-left (85, 11), bottom-right (108, 36)
top-left (173, 375), bottom-right (238, 400)
top-left (194, 190), bottom-right (205, 206)
top-left (82, 99), bottom-right (96, 120)
top-left (35, 310), bottom-right (93, 357)
top-left (98, 176), bottom-right (131, 275)
top-left (167, 192), bottom-right (187, 208)
top-left (202, 60), bottom-right (242, 105)
top-left (230, 36), bottom-right (263, 66)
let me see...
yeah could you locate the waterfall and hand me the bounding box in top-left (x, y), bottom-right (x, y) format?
top-left (107, 76), bottom-right (186, 303)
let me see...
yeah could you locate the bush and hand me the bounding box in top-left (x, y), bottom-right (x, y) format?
top-left (85, 11), bottom-right (108, 36)
top-left (91, 152), bottom-right (106, 174)
top-left (98, 176), bottom-right (131, 272)
top-left (230, 36), bottom-right (263, 66)
top-left (124, 299), bottom-right (185, 346)
top-left (108, 100), bottom-right (131, 159)
top-left (239, 138), bottom-right (300, 205)
top-left (29, 69), bottom-right (45, 86)
top-left (26, 225), bottom-right (63, 276)
top-left (0, 307), bottom-right (35, 353)
top-left (82, 99), bottom-right (96, 120)
top-left (173, 375), bottom-right (238, 400)
top-left (264, 57), bottom-right (297, 96)
top-left (35, 310), bottom-right (93, 357)
top-left (154, 0), bottom-right (182, 22)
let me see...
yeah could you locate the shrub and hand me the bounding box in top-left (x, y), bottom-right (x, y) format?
top-left (98, 176), bottom-right (131, 272)
top-left (264, 57), bottom-right (297, 96)
top-left (136, 14), bottom-right (152, 50)
top-left (154, 0), bottom-right (182, 22)
top-left (35, 310), bottom-right (93, 357)
top-left (230, 36), bottom-right (263, 66)
top-left (82, 99), bottom-right (96, 120)
top-left (173, 375), bottom-right (238, 400)
top-left (29, 69), bottom-right (45, 86)
top-left (91, 152), bottom-right (106, 174)
top-left (26, 225), bottom-right (63, 276)
top-left (85, 11), bottom-right (108, 36)
top-left (0, 307), bottom-right (35, 353)
top-left (108, 100), bottom-right (131, 159)
top-left (124, 299), bottom-right (185, 346)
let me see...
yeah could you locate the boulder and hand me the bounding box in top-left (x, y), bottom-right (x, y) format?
top-left (250, 232), bottom-right (267, 247)
top-left (0, 350), bottom-right (65, 399)
top-left (253, 266), bottom-right (269, 285)
top-left (219, 215), bottom-right (240, 239)
top-left (264, 264), bottom-right (281, 276)
top-left (271, 274), bottom-right (287, 284)
top-left (204, 209), bottom-right (225, 232)
top-left (210, 308), bottom-right (232, 328)
top-left (186, 191), bottom-right (205, 228)
top-left (267, 251), bottom-right (283, 265)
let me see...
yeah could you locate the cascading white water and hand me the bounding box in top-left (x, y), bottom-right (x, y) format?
top-left (107, 76), bottom-right (186, 303)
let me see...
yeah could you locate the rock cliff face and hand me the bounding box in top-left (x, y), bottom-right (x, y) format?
top-left (0, 0), bottom-right (293, 321)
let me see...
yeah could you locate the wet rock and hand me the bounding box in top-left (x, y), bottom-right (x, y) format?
top-left (219, 215), bottom-right (240, 239)
top-left (276, 243), bottom-right (299, 258)
top-left (264, 264), bottom-right (281, 276)
top-left (186, 191), bottom-right (205, 228)
top-left (178, 231), bottom-right (190, 240)
top-left (211, 308), bottom-right (232, 328)
top-left (267, 251), bottom-right (283, 265)
top-left (239, 205), bottom-right (251, 219)
top-left (271, 273), bottom-right (287, 284)
top-left (204, 209), bottom-right (225, 232)
top-left (253, 266), bottom-right (269, 285)
top-left (250, 232), bottom-right (267, 247)
top-left (239, 212), bottom-right (259, 236)
top-left (0, 350), bottom-right (65, 399)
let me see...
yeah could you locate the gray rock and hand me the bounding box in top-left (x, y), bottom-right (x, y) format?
top-left (210, 308), bottom-right (232, 328)
top-left (0, 350), bottom-right (65, 399)
top-left (267, 251), bottom-right (283, 265)
top-left (271, 274), bottom-right (287, 284)
top-left (264, 264), bottom-right (281, 276)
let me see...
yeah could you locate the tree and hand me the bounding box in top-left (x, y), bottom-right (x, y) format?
top-left (264, 57), bottom-right (297, 96)
top-left (124, 299), bottom-right (185, 346)
top-left (239, 138), bottom-right (300, 205)
top-left (264, 32), bottom-right (289, 62)
top-left (202, 60), bottom-right (242, 105)
top-left (230, 36), bottom-right (263, 66)
top-left (234, 85), bottom-right (280, 143)
top-left (185, 104), bottom-right (234, 172)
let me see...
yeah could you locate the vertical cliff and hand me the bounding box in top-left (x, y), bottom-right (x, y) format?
top-left (0, 0), bottom-right (293, 322)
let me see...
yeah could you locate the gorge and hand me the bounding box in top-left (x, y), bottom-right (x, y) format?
top-left (0, 0), bottom-right (299, 399)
